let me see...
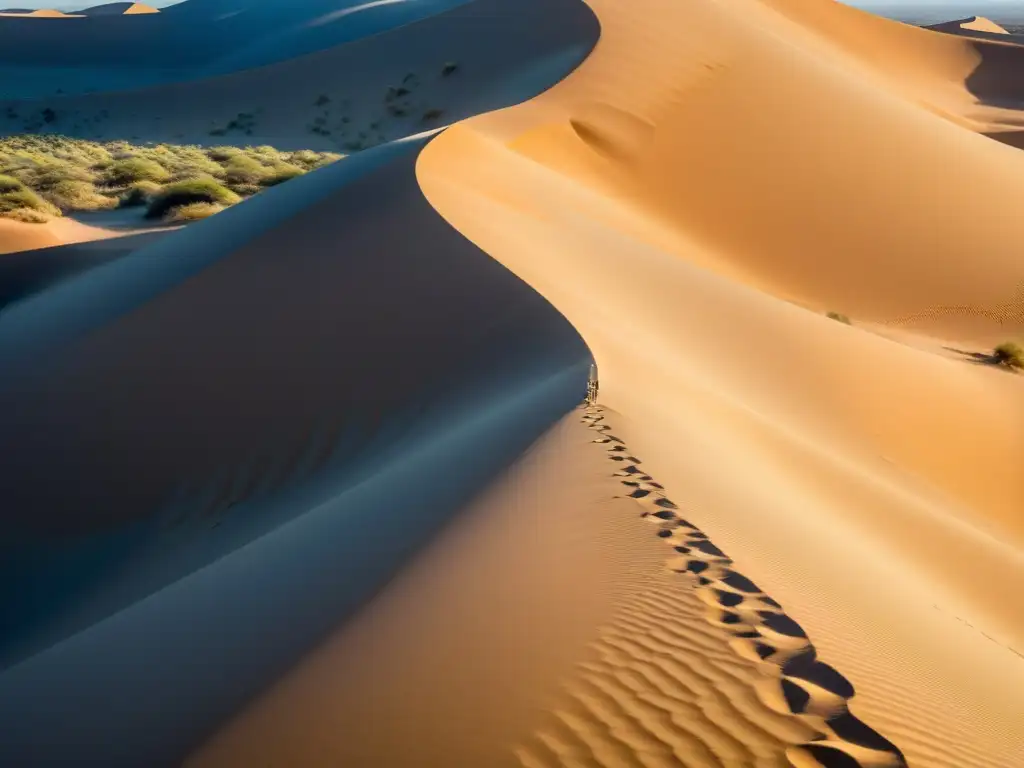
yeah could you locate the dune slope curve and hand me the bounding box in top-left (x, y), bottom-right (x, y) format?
top-left (0, 2), bottom-right (599, 763)
top-left (418, 0), bottom-right (1024, 766)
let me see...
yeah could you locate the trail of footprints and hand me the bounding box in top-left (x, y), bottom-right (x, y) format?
top-left (580, 406), bottom-right (908, 768)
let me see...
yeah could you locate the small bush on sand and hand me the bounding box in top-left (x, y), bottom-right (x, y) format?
top-left (226, 182), bottom-right (262, 197)
top-left (146, 177), bottom-right (240, 220)
top-left (119, 180), bottom-right (164, 208)
top-left (105, 156), bottom-right (170, 185)
top-left (826, 311), bottom-right (851, 324)
top-left (261, 168), bottom-right (304, 187)
top-left (1, 206), bottom-right (50, 224)
top-left (992, 342), bottom-right (1024, 370)
top-left (0, 174), bottom-right (23, 193)
top-left (166, 202), bottom-right (224, 223)
top-left (43, 179), bottom-right (117, 212)
top-left (0, 183), bottom-right (61, 221)
top-left (441, 61), bottom-right (458, 76)
top-left (422, 108), bottom-right (444, 122)
top-left (220, 153), bottom-right (269, 185)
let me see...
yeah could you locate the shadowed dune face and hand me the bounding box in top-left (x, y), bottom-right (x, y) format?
top-left (0, 0), bottom-right (598, 146)
top-left (0, 0), bottom-right (470, 79)
top-left (0, 138), bottom-right (591, 767)
top-left (0, 2), bottom-right (600, 758)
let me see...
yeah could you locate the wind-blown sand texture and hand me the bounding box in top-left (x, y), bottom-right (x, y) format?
top-left (1, 0), bottom-right (1023, 765)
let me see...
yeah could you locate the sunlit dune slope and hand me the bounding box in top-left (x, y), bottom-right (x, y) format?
top-left (418, 0), bottom-right (1024, 765)
top-left (0, 215), bottom-right (119, 254)
top-left (927, 16), bottom-right (1010, 36)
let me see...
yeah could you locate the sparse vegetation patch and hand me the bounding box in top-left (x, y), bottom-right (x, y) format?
top-left (0, 134), bottom-right (341, 224)
top-left (992, 341), bottom-right (1023, 371)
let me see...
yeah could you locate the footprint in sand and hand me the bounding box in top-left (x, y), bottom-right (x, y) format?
top-left (581, 404), bottom-right (908, 768)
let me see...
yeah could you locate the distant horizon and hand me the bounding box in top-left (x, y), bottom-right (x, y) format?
top-left (2, 0), bottom-right (183, 9)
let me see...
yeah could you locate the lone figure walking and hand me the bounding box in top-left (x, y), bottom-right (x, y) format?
top-left (585, 363), bottom-right (599, 405)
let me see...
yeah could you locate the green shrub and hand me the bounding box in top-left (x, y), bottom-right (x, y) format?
top-left (992, 342), bottom-right (1024, 370)
top-left (0, 173), bottom-right (23, 193)
top-left (43, 179), bottom-right (118, 212)
top-left (261, 166), bottom-right (304, 187)
top-left (826, 311), bottom-right (851, 325)
top-left (226, 182), bottom-right (262, 197)
top-left (146, 177), bottom-right (240, 220)
top-left (166, 202), bottom-right (224, 223)
top-left (0, 186), bottom-right (61, 220)
top-left (105, 156), bottom-right (170, 185)
top-left (220, 153), bottom-right (269, 185)
top-left (119, 180), bottom-right (163, 208)
top-left (1, 206), bottom-right (50, 224)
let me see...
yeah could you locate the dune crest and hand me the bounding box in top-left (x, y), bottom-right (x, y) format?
top-left (927, 16), bottom-right (1010, 36)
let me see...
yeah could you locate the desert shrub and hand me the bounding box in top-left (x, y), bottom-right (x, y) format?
top-left (146, 177), bottom-right (240, 220)
top-left (314, 94), bottom-right (330, 107)
top-left (0, 173), bottom-right (23, 193)
top-left (119, 179), bottom-right (163, 207)
top-left (43, 179), bottom-right (117, 212)
top-left (826, 311), bottom-right (851, 324)
top-left (1, 206), bottom-right (50, 224)
top-left (226, 182), bottom-right (262, 196)
top-left (220, 153), bottom-right (269, 185)
top-left (992, 342), bottom-right (1024, 370)
top-left (261, 165), bottom-right (304, 187)
top-left (441, 61), bottom-right (458, 76)
top-left (0, 185), bottom-right (61, 220)
top-left (166, 202), bottom-right (224, 223)
top-left (205, 146), bottom-right (242, 162)
top-left (105, 156), bottom-right (170, 185)
top-left (422, 108), bottom-right (444, 122)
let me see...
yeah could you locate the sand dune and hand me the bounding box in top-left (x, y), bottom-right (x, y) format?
top-left (927, 15), bottom-right (1010, 36)
top-left (3, 0), bottom-right (1023, 766)
top-left (0, 0), bottom-right (596, 256)
top-left (185, 412), bottom-right (827, 768)
top-left (0, 0), bottom-right (472, 89)
top-left (417, 0), bottom-right (1024, 765)
top-left (81, 2), bottom-right (161, 15)
top-left (0, 0), bottom-right (598, 758)
top-left (0, 214), bottom-right (121, 254)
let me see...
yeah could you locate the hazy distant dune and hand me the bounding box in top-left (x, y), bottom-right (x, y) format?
top-left (80, 2), bottom-right (161, 15)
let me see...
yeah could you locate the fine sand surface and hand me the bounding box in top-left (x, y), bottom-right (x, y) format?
top-left (417, 0), bottom-right (1024, 765)
top-left (187, 412), bottom-right (823, 768)
top-left (0, 228), bottom-right (172, 311)
top-left (0, 214), bottom-right (123, 255)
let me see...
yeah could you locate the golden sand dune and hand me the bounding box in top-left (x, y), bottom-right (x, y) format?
top-left (0, 214), bottom-right (119, 253)
top-left (0, 9), bottom-right (77, 16)
top-left (187, 414), bottom-right (821, 768)
top-left (417, 0), bottom-right (1024, 765)
top-left (927, 16), bottom-right (1010, 36)
top-left (3, 0), bottom-right (1023, 765)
